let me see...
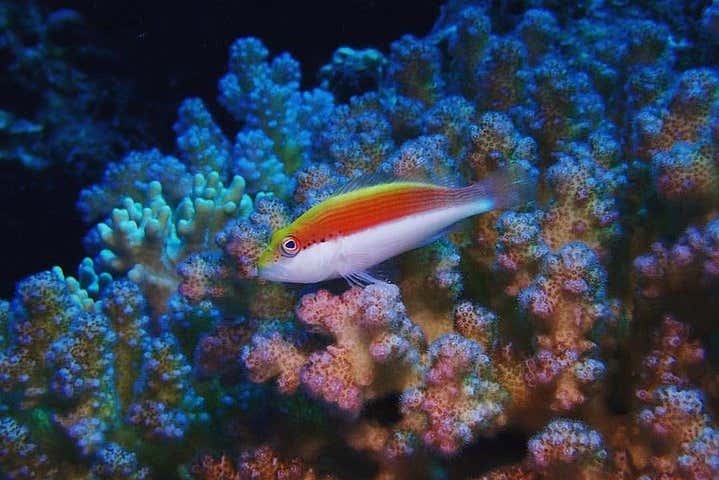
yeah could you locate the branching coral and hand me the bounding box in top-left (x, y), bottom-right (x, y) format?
top-left (192, 445), bottom-right (329, 480)
top-left (0, 269), bottom-right (205, 477)
top-left (633, 215), bottom-right (719, 318)
top-left (541, 144), bottom-right (624, 258)
top-left (217, 37), bottom-right (334, 179)
top-left (175, 98), bottom-right (232, 177)
top-left (632, 316), bottom-right (719, 480)
top-left (77, 149), bottom-right (193, 223)
top-left (127, 332), bottom-right (207, 440)
top-left (243, 283), bottom-right (424, 417)
top-left (399, 333), bottom-right (508, 455)
top-left (633, 68), bottom-right (719, 210)
top-left (519, 243), bottom-right (612, 413)
top-left (89, 172), bottom-right (251, 313)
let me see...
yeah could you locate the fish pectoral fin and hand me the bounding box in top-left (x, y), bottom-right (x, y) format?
top-left (342, 272), bottom-right (363, 288)
top-left (342, 270), bottom-right (383, 288)
top-left (354, 271), bottom-right (384, 285)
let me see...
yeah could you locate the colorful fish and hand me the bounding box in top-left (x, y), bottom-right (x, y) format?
top-left (258, 170), bottom-right (533, 284)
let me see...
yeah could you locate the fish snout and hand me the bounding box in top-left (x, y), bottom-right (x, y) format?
top-left (257, 262), bottom-right (291, 282)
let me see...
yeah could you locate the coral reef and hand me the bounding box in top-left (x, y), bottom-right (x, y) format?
top-left (0, 0), bottom-right (145, 172)
top-left (2, 0), bottom-right (719, 478)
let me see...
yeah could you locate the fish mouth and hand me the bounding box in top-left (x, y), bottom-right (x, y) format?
top-left (257, 263), bottom-right (291, 282)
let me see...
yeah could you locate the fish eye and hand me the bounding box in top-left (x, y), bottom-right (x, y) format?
top-left (280, 235), bottom-right (300, 257)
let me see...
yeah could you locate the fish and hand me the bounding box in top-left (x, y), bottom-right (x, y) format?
top-left (257, 169), bottom-right (534, 285)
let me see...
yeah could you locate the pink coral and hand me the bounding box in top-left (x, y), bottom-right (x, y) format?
top-left (636, 386), bottom-right (719, 479)
top-left (195, 322), bottom-right (254, 378)
top-left (542, 147), bottom-right (623, 258)
top-left (519, 243), bottom-right (611, 412)
top-left (635, 316), bottom-right (704, 397)
top-left (177, 253), bottom-right (232, 303)
top-left (475, 37), bottom-right (527, 112)
top-left (527, 419), bottom-right (608, 478)
top-left (494, 210), bottom-right (549, 296)
top-left (243, 283), bottom-right (424, 417)
top-left (217, 194), bottom-right (288, 278)
top-left (421, 96), bottom-right (476, 156)
top-left (461, 112), bottom-right (538, 276)
top-left (388, 134), bottom-right (455, 181)
top-left (522, 56), bottom-right (605, 152)
top-left (633, 68), bottom-right (719, 211)
top-left (344, 421), bottom-right (425, 479)
top-left (476, 419), bottom-right (611, 480)
top-left (192, 454), bottom-right (240, 480)
top-left (634, 217), bottom-right (719, 300)
top-left (242, 330), bottom-right (307, 394)
top-left (631, 316), bottom-right (719, 480)
top-left (216, 220), bottom-right (267, 279)
top-left (677, 427), bottom-right (719, 480)
top-left (474, 464), bottom-right (537, 480)
top-left (464, 112), bottom-right (537, 180)
top-left (296, 283), bottom-right (424, 416)
top-left (293, 163), bottom-right (337, 210)
top-left (245, 282), bottom-right (297, 321)
top-left (399, 333), bottom-right (508, 455)
top-left (452, 301), bottom-right (499, 351)
top-left (237, 445), bottom-right (323, 480)
top-left (399, 238), bottom-right (464, 314)
top-left (192, 446), bottom-right (327, 480)
top-left (638, 386), bottom-right (707, 446)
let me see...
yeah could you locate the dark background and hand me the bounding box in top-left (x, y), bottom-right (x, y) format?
top-left (0, 0), bottom-right (443, 296)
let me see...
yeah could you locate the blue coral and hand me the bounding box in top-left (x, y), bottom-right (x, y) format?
top-left (174, 98), bottom-right (232, 176)
top-left (218, 37), bottom-right (310, 174)
top-left (231, 129), bottom-right (293, 197)
top-left (77, 149), bottom-right (192, 223)
top-left (127, 333), bottom-right (207, 440)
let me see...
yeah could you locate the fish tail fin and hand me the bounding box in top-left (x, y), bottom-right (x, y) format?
top-left (462, 166), bottom-right (537, 215)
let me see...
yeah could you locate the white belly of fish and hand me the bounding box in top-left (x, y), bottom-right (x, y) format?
top-left (291, 202), bottom-right (484, 283)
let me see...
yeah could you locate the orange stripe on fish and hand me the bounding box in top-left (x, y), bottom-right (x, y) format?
top-left (292, 182), bottom-right (459, 245)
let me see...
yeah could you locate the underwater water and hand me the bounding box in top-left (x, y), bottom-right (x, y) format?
top-left (1, 0), bottom-right (719, 478)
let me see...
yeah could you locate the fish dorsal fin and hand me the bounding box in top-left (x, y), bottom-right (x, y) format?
top-left (333, 167), bottom-right (460, 196)
top-left (333, 169), bottom-right (396, 196)
top-left (421, 173), bottom-right (461, 189)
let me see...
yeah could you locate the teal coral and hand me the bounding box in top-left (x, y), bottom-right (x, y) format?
top-left (90, 172), bottom-right (251, 313)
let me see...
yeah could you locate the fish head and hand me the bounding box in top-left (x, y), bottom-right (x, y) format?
top-left (257, 225), bottom-right (296, 281)
top-left (258, 226), bottom-right (335, 283)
